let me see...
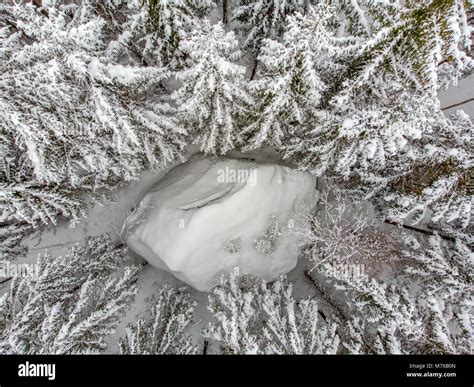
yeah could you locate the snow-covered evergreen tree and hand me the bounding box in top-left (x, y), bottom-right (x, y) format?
top-left (232, 0), bottom-right (309, 53)
top-left (205, 268), bottom-right (261, 354)
top-left (383, 110), bottom-right (473, 229)
top-left (336, 0), bottom-right (473, 95)
top-left (308, 230), bottom-right (473, 354)
top-left (284, 0), bottom-right (473, 230)
top-left (313, 267), bottom-right (424, 354)
top-left (206, 268), bottom-right (341, 354)
top-left (1, 1), bottom-right (186, 183)
top-left (118, 286), bottom-right (197, 354)
top-left (0, 1), bottom-right (186, 257)
top-left (0, 236), bottom-right (140, 354)
top-left (261, 277), bottom-right (339, 354)
top-left (295, 95), bottom-right (472, 229)
top-left (241, 4), bottom-right (337, 149)
top-left (108, 0), bottom-right (215, 68)
top-left (403, 233), bottom-right (473, 353)
top-left (0, 223), bottom-right (30, 261)
top-left (326, 0), bottom-right (473, 229)
top-left (0, 184), bottom-right (85, 229)
top-left (329, 0), bottom-right (372, 37)
top-left (173, 22), bottom-right (252, 154)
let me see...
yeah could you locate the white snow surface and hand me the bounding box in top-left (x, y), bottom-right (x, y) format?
top-left (124, 154), bottom-right (317, 291)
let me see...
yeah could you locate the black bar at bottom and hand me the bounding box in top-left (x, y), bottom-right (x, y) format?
top-left (0, 354), bottom-right (471, 386)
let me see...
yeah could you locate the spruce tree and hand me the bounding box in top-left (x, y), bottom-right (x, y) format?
top-left (108, 0), bottom-right (215, 68)
top-left (173, 22), bottom-right (252, 154)
top-left (233, 0), bottom-right (309, 53)
top-left (284, 0), bottom-right (473, 230)
top-left (261, 277), bottom-right (340, 354)
top-left (0, 236), bottom-right (140, 354)
top-left (0, 1), bottom-right (186, 257)
top-left (241, 4), bottom-right (336, 150)
top-left (205, 268), bottom-right (341, 354)
top-left (403, 233), bottom-right (473, 353)
top-left (204, 268), bottom-right (261, 354)
top-left (118, 286), bottom-right (197, 354)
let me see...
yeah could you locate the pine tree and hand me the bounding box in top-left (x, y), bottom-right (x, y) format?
top-left (307, 230), bottom-right (473, 354)
top-left (336, 0), bottom-right (473, 95)
top-left (261, 277), bottom-right (340, 354)
top-left (108, 0), bottom-right (215, 68)
top-left (403, 233), bottom-right (473, 353)
top-left (118, 286), bottom-right (197, 354)
top-left (173, 22), bottom-right (252, 154)
top-left (204, 268), bottom-right (261, 354)
top-left (0, 236), bottom-right (140, 354)
top-left (0, 183), bottom-right (85, 229)
top-left (318, 268), bottom-right (424, 354)
top-left (329, 0), bottom-right (372, 37)
top-left (0, 223), bottom-right (30, 261)
top-left (0, 1), bottom-right (187, 256)
top-left (1, 0), bottom-right (187, 183)
top-left (205, 268), bottom-right (341, 354)
top-left (330, 0), bottom-right (473, 230)
top-left (232, 0), bottom-right (309, 53)
top-left (384, 110), bottom-right (473, 229)
top-left (241, 4), bottom-right (336, 150)
top-left (283, 0), bottom-right (473, 230)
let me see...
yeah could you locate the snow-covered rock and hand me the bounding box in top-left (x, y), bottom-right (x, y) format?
top-left (124, 154), bottom-right (316, 291)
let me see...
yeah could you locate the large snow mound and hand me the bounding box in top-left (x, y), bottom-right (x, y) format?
top-left (124, 154), bottom-right (316, 291)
